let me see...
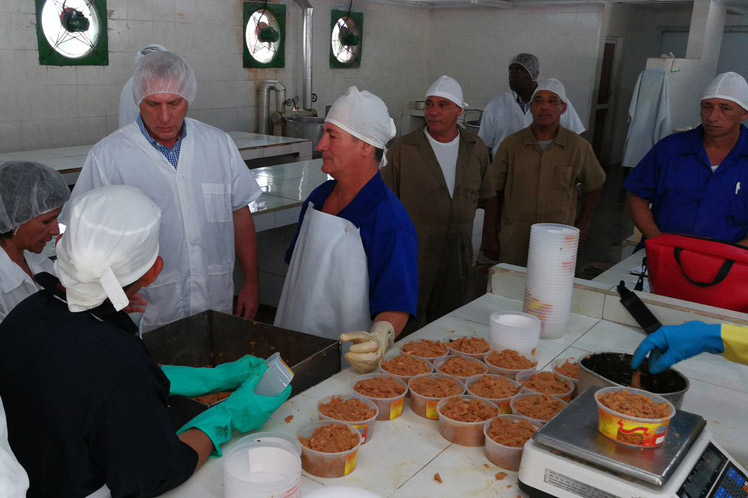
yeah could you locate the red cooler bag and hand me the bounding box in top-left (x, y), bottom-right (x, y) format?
top-left (646, 234), bottom-right (748, 312)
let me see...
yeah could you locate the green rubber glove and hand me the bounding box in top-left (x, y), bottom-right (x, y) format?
top-left (177, 365), bottom-right (292, 456)
top-left (161, 355), bottom-right (266, 397)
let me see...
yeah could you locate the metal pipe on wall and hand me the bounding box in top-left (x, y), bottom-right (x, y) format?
top-left (298, 2), bottom-right (314, 111)
top-left (258, 80), bottom-right (287, 134)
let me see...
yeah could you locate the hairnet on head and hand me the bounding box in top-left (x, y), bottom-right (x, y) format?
top-left (510, 53), bottom-right (540, 81)
top-left (55, 185), bottom-right (162, 313)
top-left (531, 78), bottom-right (569, 106)
top-left (325, 86), bottom-right (397, 166)
top-left (132, 50), bottom-right (197, 106)
top-left (426, 75), bottom-right (467, 109)
top-left (134, 43), bottom-right (167, 64)
top-left (0, 161), bottom-right (70, 234)
top-left (702, 72), bottom-right (748, 112)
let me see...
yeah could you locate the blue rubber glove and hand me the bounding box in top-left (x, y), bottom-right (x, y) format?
top-left (161, 355), bottom-right (266, 397)
top-left (177, 364), bottom-right (292, 456)
top-left (631, 321), bottom-right (724, 374)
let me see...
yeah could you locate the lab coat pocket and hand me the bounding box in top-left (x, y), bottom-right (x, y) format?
top-left (201, 183), bottom-right (231, 223)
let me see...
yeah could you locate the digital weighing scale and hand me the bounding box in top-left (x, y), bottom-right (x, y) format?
top-left (518, 389), bottom-right (748, 498)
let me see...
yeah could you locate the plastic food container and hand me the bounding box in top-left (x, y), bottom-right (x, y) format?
top-left (379, 354), bottom-right (434, 385)
top-left (446, 336), bottom-right (492, 360)
top-left (435, 356), bottom-right (489, 381)
top-left (516, 370), bottom-right (575, 402)
top-left (594, 387), bottom-right (675, 448)
top-left (400, 339), bottom-right (450, 362)
top-left (297, 421), bottom-right (362, 478)
top-left (408, 373), bottom-right (465, 420)
top-left (352, 374), bottom-right (408, 421)
top-left (483, 415), bottom-right (541, 471)
top-left (436, 395), bottom-right (499, 447)
top-left (489, 312), bottom-right (541, 359)
top-left (551, 357), bottom-right (580, 397)
top-left (255, 352), bottom-right (295, 396)
top-left (466, 374), bottom-right (521, 414)
top-left (318, 394), bottom-right (379, 445)
top-left (483, 351), bottom-right (537, 380)
top-left (224, 432), bottom-right (302, 498)
top-left (510, 392), bottom-right (568, 425)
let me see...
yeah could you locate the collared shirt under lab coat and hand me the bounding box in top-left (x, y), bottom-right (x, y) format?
top-left (479, 91), bottom-right (586, 157)
top-left (0, 397), bottom-right (28, 498)
top-left (0, 248), bottom-right (55, 322)
top-left (70, 118), bottom-right (262, 333)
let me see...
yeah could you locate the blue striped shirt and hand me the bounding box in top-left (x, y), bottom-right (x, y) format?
top-left (136, 115), bottom-right (186, 169)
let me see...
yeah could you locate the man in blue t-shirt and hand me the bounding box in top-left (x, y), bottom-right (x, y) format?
top-left (625, 72), bottom-right (748, 245)
top-left (274, 87), bottom-right (418, 374)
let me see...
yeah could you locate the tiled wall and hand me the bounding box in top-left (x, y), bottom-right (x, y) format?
top-left (0, 0), bottom-right (431, 153)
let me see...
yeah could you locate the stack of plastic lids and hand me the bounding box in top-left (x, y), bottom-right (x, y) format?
top-left (523, 223), bottom-right (579, 339)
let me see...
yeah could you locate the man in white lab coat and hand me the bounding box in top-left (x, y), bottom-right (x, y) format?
top-left (71, 50), bottom-right (262, 333)
top-left (479, 53), bottom-right (586, 158)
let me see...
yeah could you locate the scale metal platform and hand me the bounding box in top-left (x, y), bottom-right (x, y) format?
top-left (518, 389), bottom-right (748, 498)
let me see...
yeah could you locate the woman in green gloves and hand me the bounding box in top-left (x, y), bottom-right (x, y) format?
top-left (0, 185), bottom-right (290, 498)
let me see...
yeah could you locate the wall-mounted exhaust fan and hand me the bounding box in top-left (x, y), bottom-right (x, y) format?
top-left (244, 2), bottom-right (286, 68)
top-left (35, 0), bottom-right (108, 65)
top-left (330, 6), bottom-right (363, 68)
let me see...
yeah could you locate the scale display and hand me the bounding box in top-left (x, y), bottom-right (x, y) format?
top-left (679, 443), bottom-right (748, 498)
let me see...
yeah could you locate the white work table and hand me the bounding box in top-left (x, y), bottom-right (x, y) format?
top-left (160, 265), bottom-right (748, 497)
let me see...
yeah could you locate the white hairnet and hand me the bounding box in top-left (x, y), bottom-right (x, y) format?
top-left (426, 75), bottom-right (467, 109)
top-left (55, 185), bottom-right (162, 313)
top-left (132, 50), bottom-right (197, 106)
top-left (702, 72), bottom-right (748, 112)
top-left (134, 44), bottom-right (167, 64)
top-left (510, 53), bottom-right (540, 81)
top-left (531, 78), bottom-right (569, 106)
top-left (0, 161), bottom-right (70, 234)
top-left (325, 86), bottom-right (397, 166)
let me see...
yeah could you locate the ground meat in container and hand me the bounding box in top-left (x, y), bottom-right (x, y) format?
top-left (521, 372), bottom-right (574, 400)
top-left (511, 394), bottom-right (567, 422)
top-left (487, 417), bottom-right (538, 447)
top-left (486, 350), bottom-right (536, 370)
top-left (599, 390), bottom-right (672, 419)
top-left (437, 396), bottom-right (499, 446)
top-left (402, 339), bottom-right (449, 359)
top-left (410, 375), bottom-right (463, 398)
top-left (300, 424), bottom-right (359, 452)
top-left (319, 396), bottom-right (377, 421)
top-left (354, 377), bottom-right (407, 398)
top-left (381, 355), bottom-right (432, 377)
top-left (298, 422), bottom-right (362, 478)
top-left (441, 397), bottom-right (498, 422)
top-left (469, 375), bottom-right (520, 399)
top-left (438, 356), bottom-right (488, 378)
top-left (448, 337), bottom-right (491, 355)
top-left (554, 359), bottom-right (581, 380)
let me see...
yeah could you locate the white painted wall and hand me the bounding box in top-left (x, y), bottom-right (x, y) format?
top-left (0, 0), bottom-right (431, 153)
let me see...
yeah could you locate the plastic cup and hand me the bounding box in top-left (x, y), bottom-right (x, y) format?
top-left (446, 336), bottom-right (492, 360)
top-left (224, 432), bottom-right (302, 498)
top-left (408, 373), bottom-right (465, 420)
top-left (510, 392), bottom-right (568, 425)
top-left (483, 415), bottom-right (541, 471)
top-left (379, 354), bottom-right (434, 385)
top-left (436, 395), bottom-right (499, 447)
top-left (594, 387), bottom-right (675, 448)
top-left (297, 421), bottom-right (362, 478)
top-left (489, 312), bottom-right (541, 359)
top-left (483, 350), bottom-right (537, 380)
top-left (255, 352), bottom-right (294, 396)
top-left (352, 374), bottom-right (408, 421)
top-left (434, 355), bottom-right (488, 381)
top-left (466, 374), bottom-right (521, 414)
top-left (318, 394), bottom-right (379, 445)
top-left (516, 371), bottom-right (575, 402)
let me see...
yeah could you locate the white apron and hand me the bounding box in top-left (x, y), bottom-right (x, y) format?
top-left (274, 205), bottom-right (371, 339)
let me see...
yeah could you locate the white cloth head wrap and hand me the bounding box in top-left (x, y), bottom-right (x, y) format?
top-left (54, 185), bottom-right (161, 312)
top-left (132, 50), bottom-right (197, 105)
top-left (531, 78), bottom-right (570, 108)
top-left (425, 75), bottom-right (467, 109)
top-left (702, 72), bottom-right (748, 112)
top-left (325, 86), bottom-right (397, 166)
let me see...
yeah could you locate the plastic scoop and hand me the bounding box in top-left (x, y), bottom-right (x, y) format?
top-left (255, 353), bottom-right (294, 396)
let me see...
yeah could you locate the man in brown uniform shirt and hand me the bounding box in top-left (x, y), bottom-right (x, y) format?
top-left (493, 78), bottom-right (605, 266)
top-left (384, 76), bottom-right (498, 328)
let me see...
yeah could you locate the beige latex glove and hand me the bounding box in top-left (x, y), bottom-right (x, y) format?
top-left (340, 321), bottom-right (395, 374)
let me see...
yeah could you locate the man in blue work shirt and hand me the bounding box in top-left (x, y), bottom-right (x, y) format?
top-left (274, 87), bottom-right (419, 374)
top-left (625, 72), bottom-right (748, 245)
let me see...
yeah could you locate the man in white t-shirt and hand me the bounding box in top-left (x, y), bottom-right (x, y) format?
top-left (383, 76), bottom-right (498, 329)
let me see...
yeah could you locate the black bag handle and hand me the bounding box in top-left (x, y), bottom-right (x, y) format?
top-left (674, 248), bottom-right (734, 287)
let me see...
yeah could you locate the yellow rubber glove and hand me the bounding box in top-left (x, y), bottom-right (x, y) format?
top-left (340, 321), bottom-right (395, 374)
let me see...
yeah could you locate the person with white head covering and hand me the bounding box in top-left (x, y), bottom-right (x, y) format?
top-left (275, 86), bottom-right (418, 373)
top-left (494, 78), bottom-right (606, 266)
top-left (478, 53), bottom-right (586, 161)
top-left (382, 75), bottom-right (498, 329)
top-left (70, 50), bottom-right (263, 333)
top-left (626, 71), bottom-right (748, 245)
top-left (0, 185), bottom-right (289, 497)
top-left (0, 161), bottom-right (69, 321)
top-left (118, 44), bottom-right (168, 128)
